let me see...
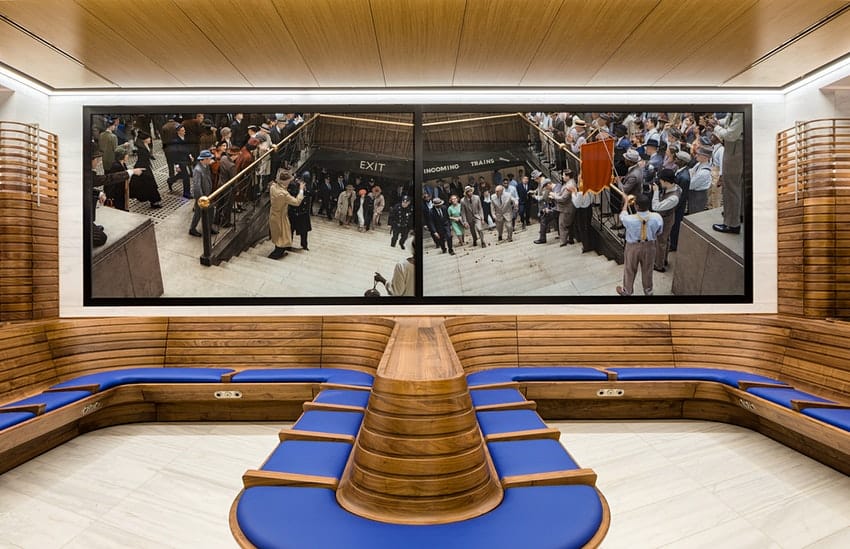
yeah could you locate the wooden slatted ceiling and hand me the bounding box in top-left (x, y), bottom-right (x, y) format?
top-left (656, 0), bottom-right (850, 86)
top-left (369, 0), bottom-right (465, 87)
top-left (271, 0), bottom-right (384, 86)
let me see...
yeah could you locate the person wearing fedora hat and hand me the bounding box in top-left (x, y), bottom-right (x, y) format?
top-left (188, 150), bottom-right (217, 237)
top-left (388, 195), bottom-right (413, 249)
top-left (651, 169), bottom-right (682, 273)
top-left (427, 196), bottom-right (454, 254)
top-left (335, 184), bottom-right (356, 226)
top-left (98, 117), bottom-right (119, 170)
top-left (460, 185), bottom-right (486, 248)
top-left (516, 174), bottom-right (534, 229)
top-left (267, 170), bottom-right (305, 259)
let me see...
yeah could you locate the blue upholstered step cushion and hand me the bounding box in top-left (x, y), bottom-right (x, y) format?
top-left (746, 387), bottom-right (835, 409)
top-left (231, 368), bottom-right (374, 387)
top-left (261, 440), bottom-right (353, 479)
top-left (236, 485), bottom-right (604, 549)
top-left (49, 367), bottom-right (235, 392)
top-left (487, 439), bottom-right (580, 478)
top-left (610, 367), bottom-right (784, 387)
top-left (313, 390), bottom-right (371, 408)
top-left (470, 388), bottom-right (527, 408)
top-left (1, 391), bottom-right (92, 413)
top-left (476, 410), bottom-right (547, 436)
top-left (292, 410), bottom-right (364, 436)
top-left (467, 367), bottom-right (608, 386)
top-left (802, 408), bottom-right (850, 432)
top-left (0, 412), bottom-right (36, 431)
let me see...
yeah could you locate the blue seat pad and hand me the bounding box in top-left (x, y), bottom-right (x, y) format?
top-left (49, 367), bottom-right (234, 391)
top-left (313, 390), bottom-right (371, 408)
top-left (237, 485), bottom-right (603, 549)
top-left (802, 407), bottom-right (850, 432)
top-left (0, 411), bottom-right (36, 431)
top-left (476, 410), bottom-right (547, 436)
top-left (292, 410), bottom-right (364, 436)
top-left (747, 387), bottom-right (834, 409)
top-left (231, 368), bottom-right (374, 387)
top-left (470, 388), bottom-right (527, 408)
top-left (610, 367), bottom-right (783, 387)
top-left (1, 391), bottom-right (92, 413)
top-left (261, 440), bottom-right (353, 479)
top-left (467, 367), bottom-right (608, 386)
top-left (488, 439), bottom-right (579, 478)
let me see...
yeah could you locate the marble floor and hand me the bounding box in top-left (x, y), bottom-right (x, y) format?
top-left (0, 420), bottom-right (847, 548)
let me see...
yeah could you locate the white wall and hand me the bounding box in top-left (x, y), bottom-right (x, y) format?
top-left (42, 88), bottom-right (785, 316)
top-left (0, 68), bottom-right (49, 127)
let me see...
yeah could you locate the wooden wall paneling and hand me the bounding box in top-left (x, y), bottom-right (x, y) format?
top-left (452, 0), bottom-right (563, 86)
top-left (589, 0), bottom-right (760, 86)
top-left (725, 7), bottom-right (850, 87)
top-left (781, 317), bottom-right (850, 402)
top-left (657, 0), bottom-right (849, 86)
top-left (177, 0), bottom-right (317, 87)
top-left (522, 0), bottom-right (658, 86)
top-left (320, 316), bottom-right (395, 374)
top-left (0, 321), bottom-right (57, 403)
top-left (45, 318), bottom-right (168, 382)
top-left (166, 317), bottom-right (324, 369)
top-left (669, 315), bottom-right (790, 379)
top-left (515, 315), bottom-right (674, 368)
top-left (0, 1), bottom-right (179, 88)
top-left (271, 0), bottom-right (384, 86)
top-left (77, 0), bottom-right (249, 87)
top-left (30, 196), bottom-right (59, 319)
top-left (369, 0), bottom-right (466, 87)
top-left (776, 126), bottom-right (804, 315)
top-left (0, 193), bottom-right (33, 321)
top-left (443, 316), bottom-right (518, 372)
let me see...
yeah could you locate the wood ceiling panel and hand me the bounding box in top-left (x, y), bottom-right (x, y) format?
top-left (75, 0), bottom-right (249, 87)
top-left (521, 0), bottom-right (660, 86)
top-left (175, 0), bottom-right (316, 87)
top-left (370, 0), bottom-right (466, 87)
top-left (271, 0), bottom-right (384, 86)
top-left (725, 9), bottom-right (850, 87)
top-left (0, 0), bottom-right (181, 88)
top-left (587, 0), bottom-right (760, 86)
top-left (453, 0), bottom-right (563, 86)
top-left (656, 0), bottom-right (850, 86)
top-left (0, 19), bottom-right (113, 89)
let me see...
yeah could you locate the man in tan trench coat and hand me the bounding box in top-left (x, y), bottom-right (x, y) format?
top-left (268, 169), bottom-right (305, 259)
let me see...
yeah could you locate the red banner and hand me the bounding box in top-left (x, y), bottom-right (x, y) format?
top-left (579, 139), bottom-right (615, 194)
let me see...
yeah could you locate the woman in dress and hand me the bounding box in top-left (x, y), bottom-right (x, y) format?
top-left (447, 194), bottom-right (466, 247)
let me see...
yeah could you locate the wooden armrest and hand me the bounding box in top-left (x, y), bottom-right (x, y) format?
top-left (738, 381), bottom-right (790, 391)
top-left (278, 429), bottom-right (355, 443)
top-left (242, 469), bottom-right (338, 489)
top-left (43, 384), bottom-right (100, 394)
top-left (467, 381), bottom-right (521, 391)
top-left (319, 383), bottom-right (372, 392)
top-left (220, 372), bottom-right (239, 382)
top-left (485, 427), bottom-right (561, 442)
top-left (599, 369), bottom-right (618, 381)
top-left (302, 401), bottom-right (365, 413)
top-left (791, 400), bottom-right (850, 412)
top-left (501, 468), bottom-right (598, 489)
top-left (0, 404), bottom-right (46, 415)
top-left (475, 401), bottom-right (537, 412)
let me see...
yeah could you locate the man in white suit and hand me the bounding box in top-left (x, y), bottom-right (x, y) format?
top-left (490, 185), bottom-right (516, 242)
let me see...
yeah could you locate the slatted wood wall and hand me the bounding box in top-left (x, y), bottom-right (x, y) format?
top-left (777, 119), bottom-right (850, 319)
top-left (0, 122), bottom-right (59, 322)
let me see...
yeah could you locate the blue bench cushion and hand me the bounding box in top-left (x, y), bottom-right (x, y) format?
top-left (237, 485), bottom-right (603, 549)
top-left (488, 439), bottom-right (579, 477)
top-left (610, 367), bottom-right (783, 387)
top-left (261, 440), bottom-right (353, 478)
top-left (470, 388), bottom-right (527, 408)
top-left (747, 387), bottom-right (835, 409)
top-left (802, 407), bottom-right (850, 432)
top-left (313, 390), bottom-right (371, 408)
top-left (476, 410), bottom-right (547, 436)
top-left (292, 410), bottom-right (363, 436)
top-left (0, 412), bottom-right (36, 431)
top-left (49, 367), bottom-right (235, 391)
top-left (1, 391), bottom-right (92, 413)
top-left (231, 368), bottom-right (374, 387)
top-left (467, 367), bottom-right (608, 386)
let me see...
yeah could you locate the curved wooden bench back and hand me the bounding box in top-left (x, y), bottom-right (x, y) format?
top-left (0, 321), bottom-right (56, 402)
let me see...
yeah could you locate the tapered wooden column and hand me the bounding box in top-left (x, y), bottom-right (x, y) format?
top-left (336, 317), bottom-right (503, 524)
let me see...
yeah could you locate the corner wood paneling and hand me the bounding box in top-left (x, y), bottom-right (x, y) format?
top-left (443, 316), bottom-right (518, 372)
top-left (0, 320), bottom-right (57, 402)
top-left (777, 119), bottom-right (849, 319)
top-left (320, 316), bottom-right (395, 374)
top-left (780, 316), bottom-right (850, 402)
top-left (165, 317), bottom-right (324, 370)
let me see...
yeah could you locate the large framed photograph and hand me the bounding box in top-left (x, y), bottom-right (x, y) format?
top-left (82, 104), bottom-right (751, 306)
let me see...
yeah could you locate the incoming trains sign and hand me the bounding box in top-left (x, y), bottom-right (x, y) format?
top-left (423, 151), bottom-right (524, 178)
